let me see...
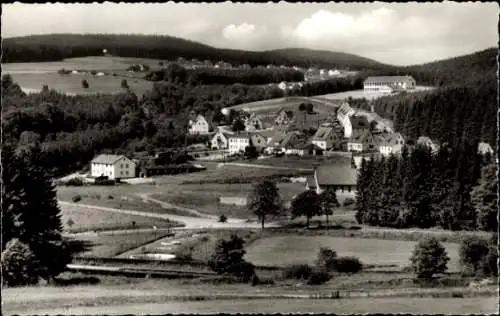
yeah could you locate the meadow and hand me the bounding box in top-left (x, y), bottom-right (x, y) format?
top-left (2, 56), bottom-right (160, 96)
top-left (60, 203), bottom-right (178, 233)
top-left (244, 235), bottom-right (461, 272)
top-left (68, 230), bottom-right (175, 258)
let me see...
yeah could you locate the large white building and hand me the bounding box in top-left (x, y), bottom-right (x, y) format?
top-left (363, 76), bottom-right (416, 93)
top-left (228, 132), bottom-right (267, 154)
top-left (90, 154), bottom-right (136, 180)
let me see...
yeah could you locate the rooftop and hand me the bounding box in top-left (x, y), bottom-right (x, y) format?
top-left (364, 75), bottom-right (415, 83)
top-left (91, 154), bottom-right (127, 165)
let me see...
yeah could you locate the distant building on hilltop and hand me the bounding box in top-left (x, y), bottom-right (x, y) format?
top-left (363, 75), bottom-right (416, 93)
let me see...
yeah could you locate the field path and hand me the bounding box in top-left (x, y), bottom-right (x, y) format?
top-left (219, 162), bottom-right (313, 172)
top-left (58, 201), bottom-right (276, 230)
top-left (137, 193), bottom-right (215, 219)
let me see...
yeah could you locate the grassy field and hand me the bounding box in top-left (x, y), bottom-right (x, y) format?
top-left (3, 56), bottom-right (161, 96)
top-left (243, 155), bottom-right (351, 169)
top-left (57, 185), bottom-right (190, 217)
top-left (68, 230), bottom-right (175, 257)
top-left (244, 235), bottom-right (461, 272)
top-left (60, 204), bottom-right (178, 233)
top-left (150, 181), bottom-right (307, 219)
top-left (10, 72), bottom-right (153, 96)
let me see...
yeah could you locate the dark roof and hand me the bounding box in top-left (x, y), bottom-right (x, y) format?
top-left (350, 116), bottom-right (370, 130)
top-left (364, 75), bottom-right (415, 84)
top-left (316, 164), bottom-right (357, 186)
top-left (312, 126), bottom-right (333, 140)
top-left (91, 154), bottom-right (128, 165)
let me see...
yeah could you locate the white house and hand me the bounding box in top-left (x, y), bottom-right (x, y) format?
top-left (91, 154), bottom-right (136, 180)
top-left (210, 130), bottom-right (231, 149)
top-left (278, 82), bottom-right (287, 90)
top-left (228, 132), bottom-right (267, 154)
top-left (375, 132), bottom-right (405, 156)
top-left (188, 114), bottom-right (210, 135)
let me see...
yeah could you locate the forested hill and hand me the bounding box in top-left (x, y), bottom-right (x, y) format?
top-left (366, 48), bottom-right (498, 87)
top-left (2, 34), bottom-right (389, 70)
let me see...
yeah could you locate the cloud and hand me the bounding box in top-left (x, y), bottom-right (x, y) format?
top-left (222, 23), bottom-right (257, 40)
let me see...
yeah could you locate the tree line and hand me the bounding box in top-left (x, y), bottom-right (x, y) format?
top-left (364, 76), bottom-right (497, 149)
top-left (146, 65), bottom-right (305, 85)
top-left (2, 34), bottom-right (389, 70)
top-left (355, 143), bottom-right (497, 232)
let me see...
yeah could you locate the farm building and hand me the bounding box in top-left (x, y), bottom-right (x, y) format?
top-left (311, 126), bottom-right (343, 151)
top-left (188, 114), bottom-right (210, 135)
top-left (306, 164), bottom-right (357, 194)
top-left (375, 132), bottom-right (405, 156)
top-left (347, 130), bottom-right (376, 152)
top-left (363, 75), bottom-right (416, 92)
top-left (244, 113), bottom-right (264, 131)
top-left (90, 154), bottom-right (136, 180)
top-left (228, 132), bottom-right (267, 154)
top-left (210, 130), bottom-right (232, 150)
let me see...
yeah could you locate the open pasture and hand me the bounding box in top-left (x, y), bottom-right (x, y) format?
top-left (10, 72), bottom-right (153, 96)
top-left (60, 203), bottom-right (178, 233)
top-left (317, 86), bottom-right (436, 101)
top-left (67, 230), bottom-right (174, 258)
top-left (150, 181), bottom-right (307, 219)
top-left (247, 155), bottom-right (351, 169)
top-left (244, 235), bottom-right (461, 272)
top-left (2, 56), bottom-right (162, 74)
top-left (229, 96), bottom-right (337, 116)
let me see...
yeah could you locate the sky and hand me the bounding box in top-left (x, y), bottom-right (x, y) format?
top-left (2, 2), bottom-right (498, 66)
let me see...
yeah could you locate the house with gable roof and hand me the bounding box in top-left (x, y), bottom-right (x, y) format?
top-left (91, 154), bottom-right (136, 179)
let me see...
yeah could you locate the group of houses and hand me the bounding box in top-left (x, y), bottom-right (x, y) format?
top-left (188, 101), bottom-right (408, 158)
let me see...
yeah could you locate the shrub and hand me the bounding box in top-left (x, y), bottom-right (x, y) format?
top-left (343, 197), bottom-right (355, 207)
top-left (209, 235), bottom-right (246, 273)
top-left (218, 214), bottom-right (228, 223)
top-left (224, 261), bottom-right (256, 283)
top-left (72, 195), bottom-right (82, 203)
top-left (315, 247), bottom-right (338, 270)
top-left (65, 177), bottom-right (84, 186)
top-left (108, 195), bottom-right (114, 199)
top-left (1, 239), bottom-right (41, 287)
top-left (283, 264), bottom-right (313, 280)
top-left (410, 237), bottom-right (450, 279)
top-left (332, 256), bottom-right (363, 274)
top-left (459, 236), bottom-right (490, 276)
top-left (251, 274), bottom-right (275, 286)
top-left (307, 269), bottom-right (332, 285)
top-left (174, 246), bottom-right (194, 262)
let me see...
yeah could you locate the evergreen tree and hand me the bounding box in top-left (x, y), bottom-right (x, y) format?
top-left (471, 164), bottom-right (498, 231)
top-left (1, 145), bottom-right (70, 284)
top-left (355, 158), bottom-right (370, 224)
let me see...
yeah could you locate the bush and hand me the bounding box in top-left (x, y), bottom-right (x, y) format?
top-left (218, 214), bottom-right (228, 223)
top-left (174, 246), bottom-right (193, 262)
top-left (108, 195), bottom-right (114, 199)
top-left (343, 197), bottom-right (355, 207)
top-left (459, 236), bottom-right (490, 276)
top-left (283, 264), bottom-right (313, 280)
top-left (224, 261), bottom-right (256, 283)
top-left (1, 239), bottom-right (41, 287)
top-left (332, 256), bottom-right (363, 274)
top-left (65, 177), bottom-right (84, 186)
top-left (307, 269), bottom-right (332, 285)
top-left (72, 195), bottom-right (82, 203)
top-left (410, 237), bottom-right (450, 279)
top-left (251, 274), bottom-right (275, 286)
top-left (209, 235), bottom-right (246, 273)
top-left (315, 247), bottom-right (338, 270)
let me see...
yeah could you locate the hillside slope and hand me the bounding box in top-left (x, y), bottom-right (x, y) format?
top-left (366, 48), bottom-right (497, 87)
top-left (2, 34), bottom-right (389, 70)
